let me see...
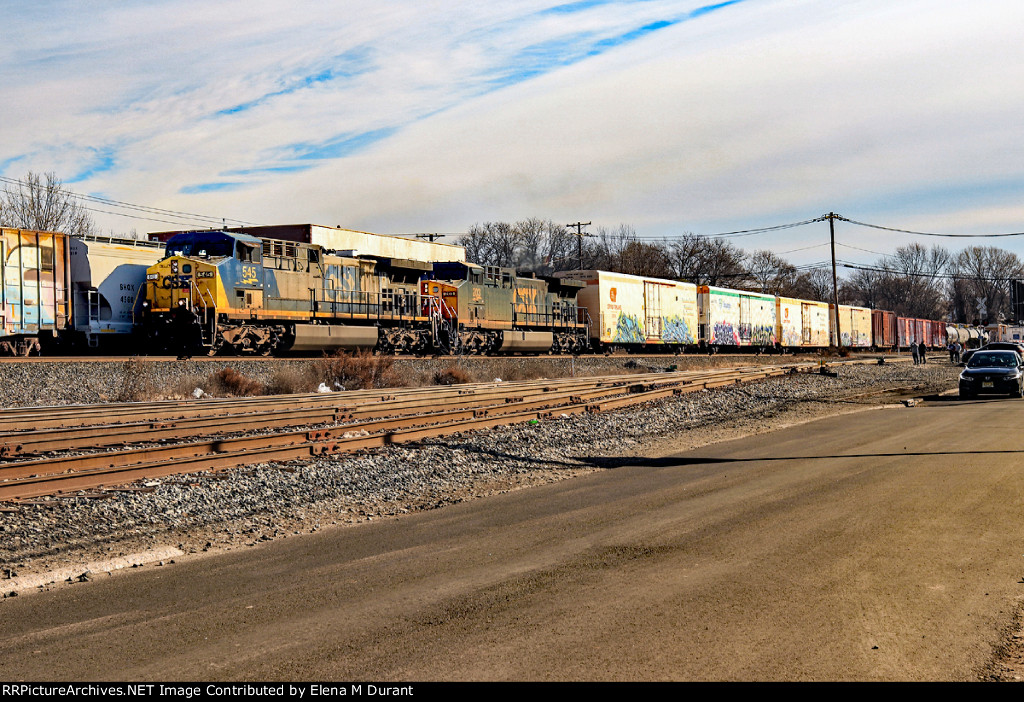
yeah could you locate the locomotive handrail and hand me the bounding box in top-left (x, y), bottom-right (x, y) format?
top-left (130, 285), bottom-right (149, 327)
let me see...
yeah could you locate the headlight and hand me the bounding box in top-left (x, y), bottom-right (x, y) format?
top-left (959, 374), bottom-right (973, 382)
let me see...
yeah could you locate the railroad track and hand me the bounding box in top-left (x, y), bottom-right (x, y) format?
top-left (0, 359), bottom-right (886, 502)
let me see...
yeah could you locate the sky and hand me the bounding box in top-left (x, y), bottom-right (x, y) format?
top-left (2, 0), bottom-right (1024, 272)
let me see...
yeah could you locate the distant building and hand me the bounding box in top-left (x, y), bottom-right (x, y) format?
top-left (149, 224), bottom-right (465, 263)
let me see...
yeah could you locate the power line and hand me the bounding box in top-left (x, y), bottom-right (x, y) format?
top-left (0, 174), bottom-right (261, 228)
top-left (76, 204), bottom-right (229, 228)
top-left (840, 261), bottom-right (1021, 282)
top-left (775, 243), bottom-right (830, 255)
top-left (631, 216), bottom-right (827, 241)
top-left (838, 215), bottom-right (1024, 238)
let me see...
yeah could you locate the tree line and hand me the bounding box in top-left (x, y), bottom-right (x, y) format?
top-left (459, 219), bottom-right (1024, 325)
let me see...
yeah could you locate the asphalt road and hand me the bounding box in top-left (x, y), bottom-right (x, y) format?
top-left (3, 395), bottom-right (1024, 681)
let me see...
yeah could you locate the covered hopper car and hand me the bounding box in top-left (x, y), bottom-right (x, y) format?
top-left (0, 229), bottom-right (161, 355)
top-left (0, 228), bottom-right (68, 355)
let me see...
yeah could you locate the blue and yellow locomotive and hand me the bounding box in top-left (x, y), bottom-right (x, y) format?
top-left (142, 230), bottom-right (589, 356)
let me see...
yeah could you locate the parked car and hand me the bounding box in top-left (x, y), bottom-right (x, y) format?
top-left (959, 350), bottom-right (1024, 398)
top-left (960, 342), bottom-right (1024, 366)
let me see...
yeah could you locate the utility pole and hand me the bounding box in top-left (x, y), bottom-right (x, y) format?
top-left (415, 233), bottom-right (445, 242)
top-left (827, 212), bottom-right (841, 347)
top-left (566, 221), bottom-right (592, 271)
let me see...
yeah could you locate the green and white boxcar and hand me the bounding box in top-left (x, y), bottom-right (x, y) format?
top-left (699, 286), bottom-right (777, 347)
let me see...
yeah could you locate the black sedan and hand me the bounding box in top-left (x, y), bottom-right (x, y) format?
top-left (959, 350), bottom-right (1024, 398)
top-left (961, 342), bottom-right (1024, 366)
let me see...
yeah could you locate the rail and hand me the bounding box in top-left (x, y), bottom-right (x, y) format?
top-left (0, 363), bottom-right (820, 501)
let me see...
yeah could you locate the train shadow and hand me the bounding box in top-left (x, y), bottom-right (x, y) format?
top-left (581, 447), bottom-right (1024, 470)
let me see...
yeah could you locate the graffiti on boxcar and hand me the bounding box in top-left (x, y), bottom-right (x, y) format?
top-left (612, 313), bottom-right (645, 343)
top-left (739, 322), bottom-right (774, 346)
top-left (662, 315), bottom-right (695, 344)
top-left (712, 320), bottom-right (739, 345)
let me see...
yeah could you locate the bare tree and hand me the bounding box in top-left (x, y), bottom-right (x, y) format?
top-left (0, 171), bottom-right (96, 237)
top-left (619, 241), bottom-right (673, 278)
top-left (747, 249), bottom-right (798, 295)
top-left (842, 243), bottom-right (950, 318)
top-left (949, 246), bottom-right (1023, 324)
top-left (458, 221), bottom-right (519, 267)
top-left (538, 220), bottom-right (577, 274)
top-left (791, 267), bottom-right (835, 302)
top-left (582, 224), bottom-right (638, 272)
top-left (668, 234), bottom-right (747, 287)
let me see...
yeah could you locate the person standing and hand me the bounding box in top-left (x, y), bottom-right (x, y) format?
top-left (948, 341), bottom-right (956, 363)
top-left (911, 339), bottom-right (920, 364)
top-left (919, 340), bottom-right (927, 364)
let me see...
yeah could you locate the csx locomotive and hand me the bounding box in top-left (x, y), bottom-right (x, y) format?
top-left (142, 230), bottom-right (590, 356)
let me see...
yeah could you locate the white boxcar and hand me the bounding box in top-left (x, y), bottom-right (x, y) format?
top-left (699, 286), bottom-right (777, 347)
top-left (560, 270), bottom-right (698, 346)
top-left (776, 297), bottom-right (803, 348)
top-left (69, 236), bottom-right (165, 347)
top-left (831, 304), bottom-right (872, 347)
top-left (1004, 326), bottom-right (1024, 343)
top-left (778, 297), bottom-right (832, 348)
top-left (801, 300), bottom-right (830, 346)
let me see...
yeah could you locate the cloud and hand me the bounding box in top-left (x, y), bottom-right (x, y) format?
top-left (1, 0), bottom-right (1023, 268)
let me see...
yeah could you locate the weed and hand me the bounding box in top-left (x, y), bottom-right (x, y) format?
top-left (266, 367), bottom-right (314, 395)
top-left (313, 350), bottom-right (404, 390)
top-left (113, 358), bottom-right (155, 402)
top-left (207, 367), bottom-right (265, 396)
top-left (433, 364), bottom-right (470, 385)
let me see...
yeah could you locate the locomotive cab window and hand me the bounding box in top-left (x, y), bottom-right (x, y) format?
top-left (236, 242), bottom-right (260, 264)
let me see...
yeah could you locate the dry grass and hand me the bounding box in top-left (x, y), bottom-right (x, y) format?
top-left (265, 367), bottom-right (315, 395)
top-left (432, 363), bottom-right (471, 385)
top-left (206, 367), bottom-right (265, 396)
top-left (112, 358), bottom-right (155, 402)
top-left (312, 350), bottom-right (405, 390)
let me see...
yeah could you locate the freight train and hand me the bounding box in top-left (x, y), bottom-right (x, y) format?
top-left (0, 226), bottom-right (983, 358)
top-left (139, 229), bottom-right (979, 357)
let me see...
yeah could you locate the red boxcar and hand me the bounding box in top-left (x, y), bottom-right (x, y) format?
top-left (872, 310), bottom-right (897, 348)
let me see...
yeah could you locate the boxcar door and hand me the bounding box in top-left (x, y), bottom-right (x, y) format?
top-left (644, 281), bottom-right (662, 340)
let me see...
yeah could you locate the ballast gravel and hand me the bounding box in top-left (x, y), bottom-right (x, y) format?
top-left (0, 357), bottom-right (961, 588)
